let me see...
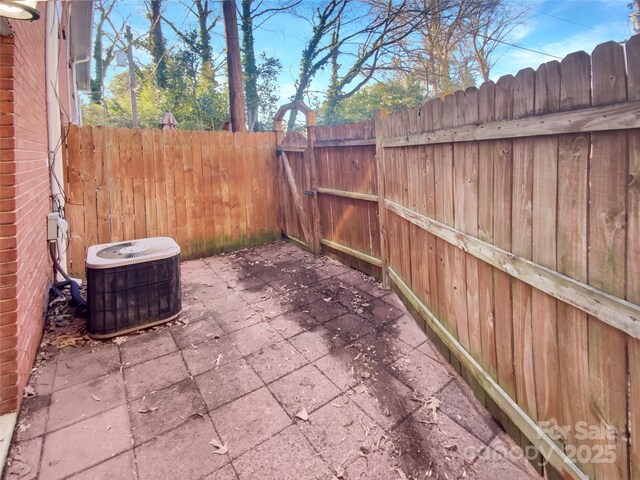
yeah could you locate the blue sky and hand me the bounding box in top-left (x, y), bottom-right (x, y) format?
top-left (112, 0), bottom-right (636, 104)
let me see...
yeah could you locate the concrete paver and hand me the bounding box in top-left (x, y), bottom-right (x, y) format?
top-left (128, 378), bottom-right (207, 446)
top-left (52, 344), bottom-right (120, 392)
top-left (67, 451), bottom-right (136, 480)
top-left (269, 364), bottom-right (341, 415)
top-left (3, 436), bottom-right (41, 480)
top-left (195, 358), bottom-right (264, 411)
top-left (181, 337), bottom-right (242, 376)
top-left (233, 426), bottom-right (334, 480)
top-left (119, 329), bottom-right (177, 366)
top-left (40, 405), bottom-right (131, 480)
top-left (134, 416), bottom-right (227, 480)
top-left (5, 241), bottom-right (538, 480)
top-left (245, 340), bottom-right (308, 384)
top-left (209, 387), bottom-right (291, 459)
top-left (123, 351), bottom-right (189, 400)
top-left (48, 372), bottom-right (126, 432)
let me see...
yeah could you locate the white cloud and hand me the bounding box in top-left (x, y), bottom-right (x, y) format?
top-left (491, 19), bottom-right (632, 80)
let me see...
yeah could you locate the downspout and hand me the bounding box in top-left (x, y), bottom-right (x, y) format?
top-left (45, 0), bottom-right (68, 273)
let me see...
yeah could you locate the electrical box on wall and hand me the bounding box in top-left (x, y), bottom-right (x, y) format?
top-left (47, 212), bottom-right (60, 241)
top-left (47, 212), bottom-right (69, 241)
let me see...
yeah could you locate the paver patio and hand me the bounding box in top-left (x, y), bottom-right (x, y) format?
top-left (4, 241), bottom-right (539, 480)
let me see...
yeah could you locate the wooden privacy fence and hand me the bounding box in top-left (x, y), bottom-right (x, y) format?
top-left (63, 126), bottom-right (279, 276)
top-left (274, 37), bottom-right (640, 480)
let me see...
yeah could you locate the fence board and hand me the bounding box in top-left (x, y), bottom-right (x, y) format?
top-left (627, 34), bottom-right (640, 480)
top-left (64, 127), bottom-right (278, 275)
top-left (152, 130), bottom-right (167, 237)
top-left (556, 49), bottom-right (594, 477)
top-left (79, 126), bottom-right (96, 258)
top-left (588, 41), bottom-right (629, 480)
top-left (141, 130), bottom-right (157, 239)
top-left (477, 82), bottom-right (497, 382)
top-left (119, 129), bottom-right (135, 242)
top-left (131, 130), bottom-right (146, 240)
top-left (93, 127), bottom-right (110, 244)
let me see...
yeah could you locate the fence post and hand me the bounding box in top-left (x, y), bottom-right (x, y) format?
top-left (273, 120), bottom-right (286, 237)
top-left (306, 111), bottom-right (322, 255)
top-left (374, 109), bottom-right (390, 288)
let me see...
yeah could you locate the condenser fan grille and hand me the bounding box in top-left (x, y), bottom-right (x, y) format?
top-left (97, 241), bottom-right (167, 260)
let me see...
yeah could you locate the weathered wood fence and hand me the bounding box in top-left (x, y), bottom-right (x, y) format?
top-left (274, 38), bottom-right (640, 480)
top-left (64, 36), bottom-right (640, 479)
top-left (63, 127), bottom-right (279, 275)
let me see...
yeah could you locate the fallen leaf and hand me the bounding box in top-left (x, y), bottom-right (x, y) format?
top-left (209, 438), bottom-right (228, 455)
top-left (360, 371), bottom-right (371, 379)
top-left (323, 297), bottom-right (332, 302)
top-left (23, 385), bottom-right (35, 398)
top-left (112, 336), bottom-right (128, 345)
top-left (395, 467), bottom-right (408, 480)
top-left (215, 354), bottom-right (223, 366)
top-left (137, 406), bottom-right (158, 414)
top-left (425, 396), bottom-right (441, 422)
top-left (91, 394), bottom-right (101, 402)
top-left (295, 408), bottom-right (309, 421)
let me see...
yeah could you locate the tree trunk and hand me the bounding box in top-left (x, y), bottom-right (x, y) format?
top-left (91, 21), bottom-right (104, 103)
top-left (223, 0), bottom-right (248, 132)
top-left (241, 0), bottom-right (259, 131)
top-left (150, 0), bottom-right (167, 88)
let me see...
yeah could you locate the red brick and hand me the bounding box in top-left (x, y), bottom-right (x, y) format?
top-left (0, 397), bottom-right (18, 414)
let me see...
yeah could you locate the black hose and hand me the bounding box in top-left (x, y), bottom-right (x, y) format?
top-left (49, 241), bottom-right (86, 307)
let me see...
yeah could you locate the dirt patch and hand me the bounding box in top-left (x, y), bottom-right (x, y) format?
top-left (232, 243), bottom-right (470, 479)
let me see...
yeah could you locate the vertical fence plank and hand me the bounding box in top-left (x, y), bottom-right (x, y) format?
top-left (131, 129), bottom-right (146, 240)
top-left (451, 92), bottom-right (470, 357)
top-left (532, 60), bottom-right (563, 447)
top-left (173, 131), bottom-right (187, 252)
top-left (492, 75), bottom-right (516, 405)
top-left (194, 131), bottom-right (207, 254)
top-left (152, 130), bottom-right (167, 237)
top-left (186, 131), bottom-right (199, 255)
top-left (141, 130), bottom-right (157, 239)
top-left (201, 131), bottom-right (215, 252)
top-left (556, 50), bottom-right (594, 479)
top-left (408, 106), bottom-right (426, 311)
top-left (589, 41), bottom-right (629, 480)
top-left (220, 132), bottom-right (233, 246)
top-left (80, 126), bottom-right (97, 259)
top-left (209, 132), bottom-right (224, 248)
top-left (119, 128), bottom-right (135, 241)
top-left (627, 33), bottom-right (640, 480)
top-left (163, 129), bottom-right (177, 242)
top-left (510, 68), bottom-right (537, 422)
top-left (462, 88), bottom-right (482, 367)
top-left (107, 128), bottom-right (123, 242)
top-left (93, 127), bottom-right (110, 245)
top-left (477, 82), bottom-right (498, 382)
top-left (65, 124), bottom-right (83, 273)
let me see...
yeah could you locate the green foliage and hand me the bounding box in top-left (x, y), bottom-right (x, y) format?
top-left (252, 53), bottom-right (282, 131)
top-left (318, 76), bottom-right (425, 125)
top-left (83, 49), bottom-right (229, 130)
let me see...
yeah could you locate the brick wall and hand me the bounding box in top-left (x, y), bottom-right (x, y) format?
top-left (0, 10), bottom-right (52, 414)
